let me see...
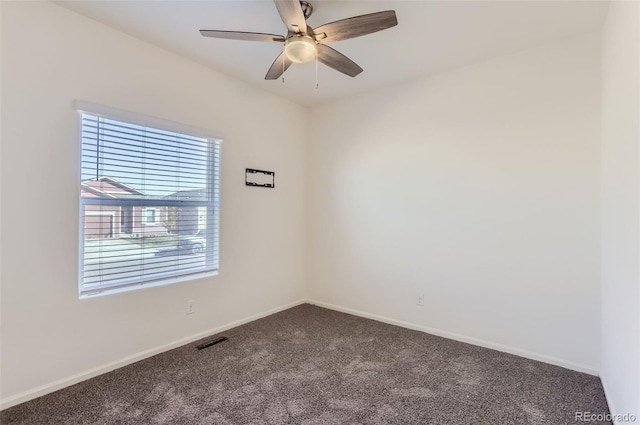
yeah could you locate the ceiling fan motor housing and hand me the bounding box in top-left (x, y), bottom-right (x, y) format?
top-left (300, 1), bottom-right (313, 19)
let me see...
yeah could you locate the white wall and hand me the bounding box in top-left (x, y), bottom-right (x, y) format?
top-left (601, 0), bottom-right (640, 419)
top-left (0, 1), bottom-right (307, 406)
top-left (308, 33), bottom-right (602, 372)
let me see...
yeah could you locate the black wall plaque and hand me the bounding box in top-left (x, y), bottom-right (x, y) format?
top-left (245, 168), bottom-right (275, 188)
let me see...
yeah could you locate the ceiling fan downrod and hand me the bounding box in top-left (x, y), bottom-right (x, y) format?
top-left (299, 1), bottom-right (313, 19)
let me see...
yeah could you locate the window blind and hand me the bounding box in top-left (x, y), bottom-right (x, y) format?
top-left (79, 112), bottom-right (220, 296)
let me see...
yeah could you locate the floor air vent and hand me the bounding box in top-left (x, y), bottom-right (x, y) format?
top-left (197, 336), bottom-right (228, 350)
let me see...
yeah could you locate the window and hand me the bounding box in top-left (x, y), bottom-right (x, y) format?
top-left (78, 104), bottom-right (221, 297)
top-left (144, 208), bottom-right (157, 225)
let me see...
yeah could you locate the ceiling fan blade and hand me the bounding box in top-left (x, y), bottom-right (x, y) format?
top-left (265, 51), bottom-right (293, 80)
top-left (273, 0), bottom-right (307, 34)
top-left (200, 30), bottom-right (285, 43)
top-left (312, 10), bottom-right (397, 43)
top-left (316, 45), bottom-right (363, 77)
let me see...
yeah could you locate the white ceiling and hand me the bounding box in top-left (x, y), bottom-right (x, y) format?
top-left (57, 0), bottom-right (609, 107)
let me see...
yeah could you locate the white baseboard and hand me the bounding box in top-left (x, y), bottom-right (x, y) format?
top-left (308, 299), bottom-right (600, 376)
top-left (2, 298), bottom-right (601, 411)
top-left (601, 375), bottom-right (640, 424)
top-left (0, 299), bottom-right (307, 411)
top-left (600, 374), bottom-right (618, 425)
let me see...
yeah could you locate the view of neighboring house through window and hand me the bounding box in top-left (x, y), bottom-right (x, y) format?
top-left (78, 107), bottom-right (221, 297)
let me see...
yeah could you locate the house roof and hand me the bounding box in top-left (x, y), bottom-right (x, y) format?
top-left (82, 176), bottom-right (147, 196)
top-left (82, 177), bottom-right (207, 201)
top-left (81, 176), bottom-right (153, 200)
top-left (165, 188), bottom-right (208, 201)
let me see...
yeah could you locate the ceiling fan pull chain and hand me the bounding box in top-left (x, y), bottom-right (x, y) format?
top-left (315, 50), bottom-right (319, 89)
top-left (282, 43), bottom-right (285, 83)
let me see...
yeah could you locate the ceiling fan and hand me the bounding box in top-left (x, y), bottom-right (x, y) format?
top-left (200, 0), bottom-right (398, 80)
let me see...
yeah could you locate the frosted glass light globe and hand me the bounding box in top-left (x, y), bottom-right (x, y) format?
top-left (285, 36), bottom-right (317, 63)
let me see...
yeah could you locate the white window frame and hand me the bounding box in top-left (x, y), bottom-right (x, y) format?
top-left (76, 101), bottom-right (222, 298)
top-left (143, 208), bottom-right (159, 225)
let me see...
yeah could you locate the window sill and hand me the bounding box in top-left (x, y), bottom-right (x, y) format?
top-left (79, 270), bottom-right (218, 299)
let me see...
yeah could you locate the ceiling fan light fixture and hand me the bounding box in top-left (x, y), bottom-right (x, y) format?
top-left (285, 36), bottom-right (317, 63)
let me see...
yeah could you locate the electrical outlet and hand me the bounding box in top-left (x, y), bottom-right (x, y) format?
top-left (187, 300), bottom-right (196, 315)
top-left (416, 294), bottom-right (425, 306)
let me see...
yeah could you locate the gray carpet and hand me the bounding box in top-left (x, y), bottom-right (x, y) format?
top-left (1, 304), bottom-right (611, 424)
